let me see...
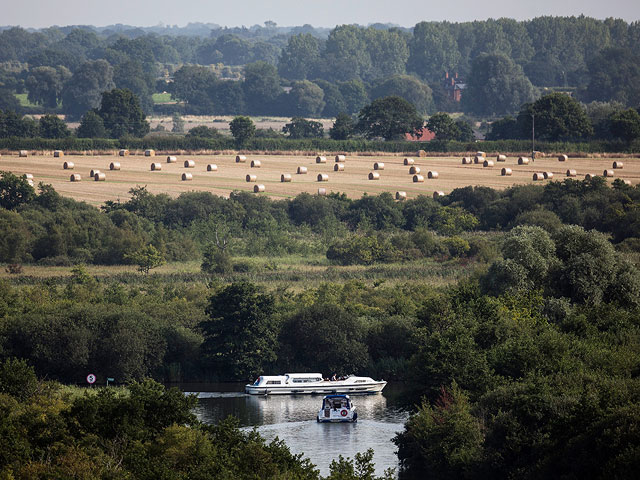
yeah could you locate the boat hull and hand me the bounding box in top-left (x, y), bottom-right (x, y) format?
top-left (245, 381), bottom-right (386, 395)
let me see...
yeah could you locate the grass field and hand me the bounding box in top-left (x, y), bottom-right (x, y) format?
top-left (152, 92), bottom-right (174, 104)
top-left (1, 151), bottom-right (637, 206)
top-left (14, 93), bottom-right (37, 107)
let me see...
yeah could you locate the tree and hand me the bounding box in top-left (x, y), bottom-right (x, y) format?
top-left (427, 112), bottom-right (462, 140)
top-left (170, 65), bottom-right (217, 114)
top-left (409, 22), bottom-right (461, 82)
top-left (0, 110), bottom-right (38, 137)
top-left (462, 53), bottom-right (536, 116)
top-left (329, 113), bottom-right (355, 140)
top-left (370, 75), bottom-right (434, 115)
top-left (171, 112), bottom-right (184, 133)
top-left (282, 117), bottom-right (324, 139)
top-left (124, 244), bottom-right (164, 275)
top-left (0, 170), bottom-right (36, 209)
top-left (25, 66), bottom-right (70, 108)
top-left (229, 116), bottom-right (255, 145)
top-left (113, 59), bottom-right (155, 113)
top-left (0, 357), bottom-right (39, 401)
top-left (38, 114), bottom-right (70, 138)
top-left (0, 88), bottom-right (20, 112)
top-left (286, 80), bottom-right (325, 117)
top-left (96, 88), bottom-right (150, 138)
top-left (200, 282), bottom-right (277, 380)
top-left (76, 110), bottom-right (107, 138)
top-left (338, 80), bottom-right (369, 114)
top-left (243, 61), bottom-right (281, 114)
top-left (518, 93), bottom-right (594, 141)
top-left (583, 48), bottom-right (640, 106)
top-left (357, 96), bottom-right (424, 140)
top-left (608, 108), bottom-right (640, 143)
top-left (486, 116), bottom-right (520, 140)
top-left (185, 125), bottom-right (220, 138)
top-left (278, 34), bottom-right (320, 80)
top-left (61, 59), bottom-right (115, 118)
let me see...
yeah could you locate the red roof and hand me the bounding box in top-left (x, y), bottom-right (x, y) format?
top-left (405, 128), bottom-right (435, 142)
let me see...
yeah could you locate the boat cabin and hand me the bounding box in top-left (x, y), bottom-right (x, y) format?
top-left (322, 395), bottom-right (351, 411)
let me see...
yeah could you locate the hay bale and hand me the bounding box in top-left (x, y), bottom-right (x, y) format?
top-left (462, 156), bottom-right (472, 165)
top-left (251, 160), bottom-right (261, 168)
top-left (374, 162), bottom-right (385, 170)
top-left (396, 191), bottom-right (407, 201)
top-left (476, 151), bottom-right (486, 157)
top-left (543, 171), bottom-right (554, 179)
top-left (317, 188), bottom-right (327, 195)
top-left (184, 160), bottom-right (195, 168)
top-left (167, 155), bottom-right (177, 163)
top-left (483, 160), bottom-right (494, 168)
top-left (236, 155), bottom-right (247, 163)
top-left (404, 157), bottom-right (415, 165)
top-left (54, 150), bottom-right (64, 158)
top-left (566, 169), bottom-right (577, 177)
top-left (281, 173), bottom-right (292, 182)
top-left (70, 174), bottom-right (81, 182)
top-left (246, 174), bottom-right (257, 182)
top-left (94, 172), bottom-right (106, 181)
top-left (297, 166), bottom-right (308, 174)
top-left (368, 172), bottom-right (380, 180)
top-left (19, 150), bottom-right (27, 157)
top-left (334, 163), bottom-right (345, 172)
top-left (518, 157), bottom-right (530, 165)
top-left (474, 156), bottom-right (483, 164)
top-left (118, 149), bottom-right (129, 156)
top-left (558, 154), bottom-right (568, 162)
top-left (335, 155), bottom-right (346, 162)
top-left (428, 170), bottom-right (439, 179)
top-left (533, 150), bottom-right (544, 159)
top-left (207, 164), bottom-right (218, 172)
top-left (150, 163), bottom-right (162, 171)
top-left (144, 149), bottom-right (155, 157)
top-left (501, 167), bottom-right (512, 176)
top-left (585, 173), bottom-right (596, 180)
top-left (603, 169), bottom-right (615, 177)
top-left (90, 169), bottom-right (100, 178)
top-left (181, 173), bottom-right (192, 181)
top-left (110, 162), bottom-right (121, 171)
top-left (317, 173), bottom-right (329, 182)
top-left (433, 191), bottom-right (445, 198)
top-left (533, 172), bottom-right (545, 181)
top-left (24, 174), bottom-right (33, 180)
top-left (254, 184), bottom-right (265, 193)
top-left (417, 149), bottom-right (427, 157)
top-left (26, 179), bottom-right (34, 186)
top-left (316, 156), bottom-right (327, 164)
top-left (497, 154), bottom-right (507, 162)
top-left (622, 179), bottom-right (632, 185)
top-left (63, 161), bottom-right (74, 170)
top-left (413, 174), bottom-right (425, 183)
top-left (409, 166), bottom-right (421, 174)
top-left (613, 161), bottom-right (624, 169)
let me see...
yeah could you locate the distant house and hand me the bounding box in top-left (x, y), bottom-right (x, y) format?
top-left (444, 72), bottom-right (465, 102)
top-left (405, 128), bottom-right (436, 142)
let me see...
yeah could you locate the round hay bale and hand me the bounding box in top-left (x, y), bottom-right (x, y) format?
top-left (63, 161), bottom-right (74, 170)
top-left (374, 162), bottom-right (385, 170)
top-left (24, 174), bottom-right (33, 180)
top-left (428, 170), bottom-right (439, 179)
top-left (184, 160), bottom-right (195, 168)
top-left (251, 160), bottom-right (261, 168)
top-left (246, 174), bottom-right (257, 182)
top-left (317, 173), bottom-right (329, 182)
top-left (144, 149), bottom-right (155, 157)
top-left (501, 167), bottom-right (512, 176)
top-left (369, 172), bottom-right (380, 180)
top-left (54, 150), bottom-right (64, 158)
top-left (254, 184), bottom-right (265, 193)
top-left (281, 173), bottom-right (292, 182)
top-left (297, 166), bottom-right (307, 174)
top-left (110, 162), bottom-right (121, 171)
top-left (409, 166), bottom-right (421, 174)
top-left (206, 164), bottom-right (218, 172)
top-left (518, 157), bottom-right (530, 165)
top-left (476, 151), bottom-right (486, 157)
top-left (462, 156), bottom-right (472, 165)
top-left (622, 179), bottom-right (632, 185)
top-left (613, 161), bottom-right (624, 169)
top-left (19, 150), bottom-right (28, 157)
top-left (433, 191), bottom-right (445, 199)
top-left (404, 157), bottom-right (415, 165)
top-left (566, 169), bottom-right (577, 177)
top-left (90, 169), bottom-right (100, 178)
top-left (317, 188), bottom-right (327, 195)
top-left (558, 154), bottom-right (568, 162)
top-left (236, 155), bottom-right (247, 163)
top-left (543, 171), bottom-right (554, 179)
top-left (533, 150), bottom-right (544, 159)
top-left (316, 156), bottom-right (327, 164)
top-left (417, 149), bottom-right (427, 157)
top-left (395, 191), bottom-right (407, 201)
top-left (483, 160), bottom-right (494, 168)
top-left (118, 149), bottom-right (129, 156)
top-left (533, 172), bottom-right (545, 181)
top-left (334, 163), bottom-right (345, 172)
top-left (70, 174), bottom-right (81, 182)
top-left (604, 169), bottom-right (615, 177)
top-left (585, 173), bottom-right (596, 180)
top-left (94, 172), bottom-right (106, 181)
top-left (413, 174), bottom-right (425, 183)
top-left (167, 155), bottom-right (177, 163)
top-left (181, 173), bottom-right (192, 181)
top-left (150, 163), bottom-right (162, 171)
top-left (474, 156), bottom-right (483, 164)
top-left (335, 155), bottom-right (346, 162)
top-left (497, 154), bottom-right (507, 162)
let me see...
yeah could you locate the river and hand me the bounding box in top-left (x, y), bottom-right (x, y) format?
top-left (186, 382), bottom-right (410, 477)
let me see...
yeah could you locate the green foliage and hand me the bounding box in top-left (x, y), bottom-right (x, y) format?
top-left (124, 244), bottom-right (165, 274)
top-left (370, 75), bottom-right (434, 115)
top-left (97, 88), bottom-right (150, 138)
top-left (329, 113), bottom-right (355, 140)
top-left (327, 234), bottom-right (397, 266)
top-left (287, 80), bottom-right (325, 117)
top-left (326, 449), bottom-right (395, 480)
top-left (229, 115), bottom-right (256, 145)
top-left (38, 114), bottom-right (70, 138)
top-left (608, 108), bottom-right (640, 143)
top-left (0, 170), bottom-right (36, 209)
top-left (201, 243), bottom-right (233, 274)
top-left (357, 96), bottom-right (424, 140)
top-left (61, 59), bottom-right (115, 118)
top-left (283, 117), bottom-right (324, 139)
top-left (0, 358), bottom-right (39, 400)
top-left (171, 112), bottom-right (185, 133)
top-left (76, 110), bottom-right (106, 138)
top-left (186, 124), bottom-right (221, 138)
top-left (520, 92), bottom-right (594, 141)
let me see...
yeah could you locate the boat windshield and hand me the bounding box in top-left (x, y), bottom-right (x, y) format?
top-left (252, 377), bottom-right (261, 385)
top-left (323, 397), bottom-right (350, 409)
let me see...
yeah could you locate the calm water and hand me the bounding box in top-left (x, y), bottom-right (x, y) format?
top-left (186, 382), bottom-right (410, 476)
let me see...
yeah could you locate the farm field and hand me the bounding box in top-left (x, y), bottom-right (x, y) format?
top-left (1, 151), bottom-right (637, 205)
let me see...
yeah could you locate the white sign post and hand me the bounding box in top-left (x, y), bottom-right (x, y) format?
top-left (86, 373), bottom-right (96, 385)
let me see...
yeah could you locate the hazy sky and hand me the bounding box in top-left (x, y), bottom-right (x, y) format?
top-left (4, 0), bottom-right (640, 28)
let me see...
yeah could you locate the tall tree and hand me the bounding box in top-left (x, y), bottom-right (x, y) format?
top-left (243, 61), bottom-right (282, 114)
top-left (286, 80), bottom-right (325, 117)
top-left (370, 75), bottom-right (434, 115)
top-left (518, 93), bottom-right (594, 141)
top-left (25, 66), bottom-right (70, 108)
top-left (229, 116), bottom-right (255, 145)
top-left (409, 22), bottom-right (461, 82)
top-left (38, 114), bottom-right (70, 138)
top-left (357, 96), bottom-right (424, 140)
top-left (61, 59), bottom-right (114, 118)
top-left (583, 47), bottom-right (640, 106)
top-left (278, 34), bottom-right (320, 80)
top-left (96, 88), bottom-right (150, 138)
top-left (76, 110), bottom-right (107, 138)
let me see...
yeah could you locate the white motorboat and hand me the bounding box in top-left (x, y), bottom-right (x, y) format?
top-left (245, 373), bottom-right (386, 395)
top-left (317, 395), bottom-right (357, 423)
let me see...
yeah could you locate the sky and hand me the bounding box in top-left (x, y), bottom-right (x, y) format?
top-left (3, 0), bottom-right (640, 29)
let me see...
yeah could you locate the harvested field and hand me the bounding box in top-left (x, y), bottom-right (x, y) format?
top-left (2, 152), bottom-right (638, 205)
